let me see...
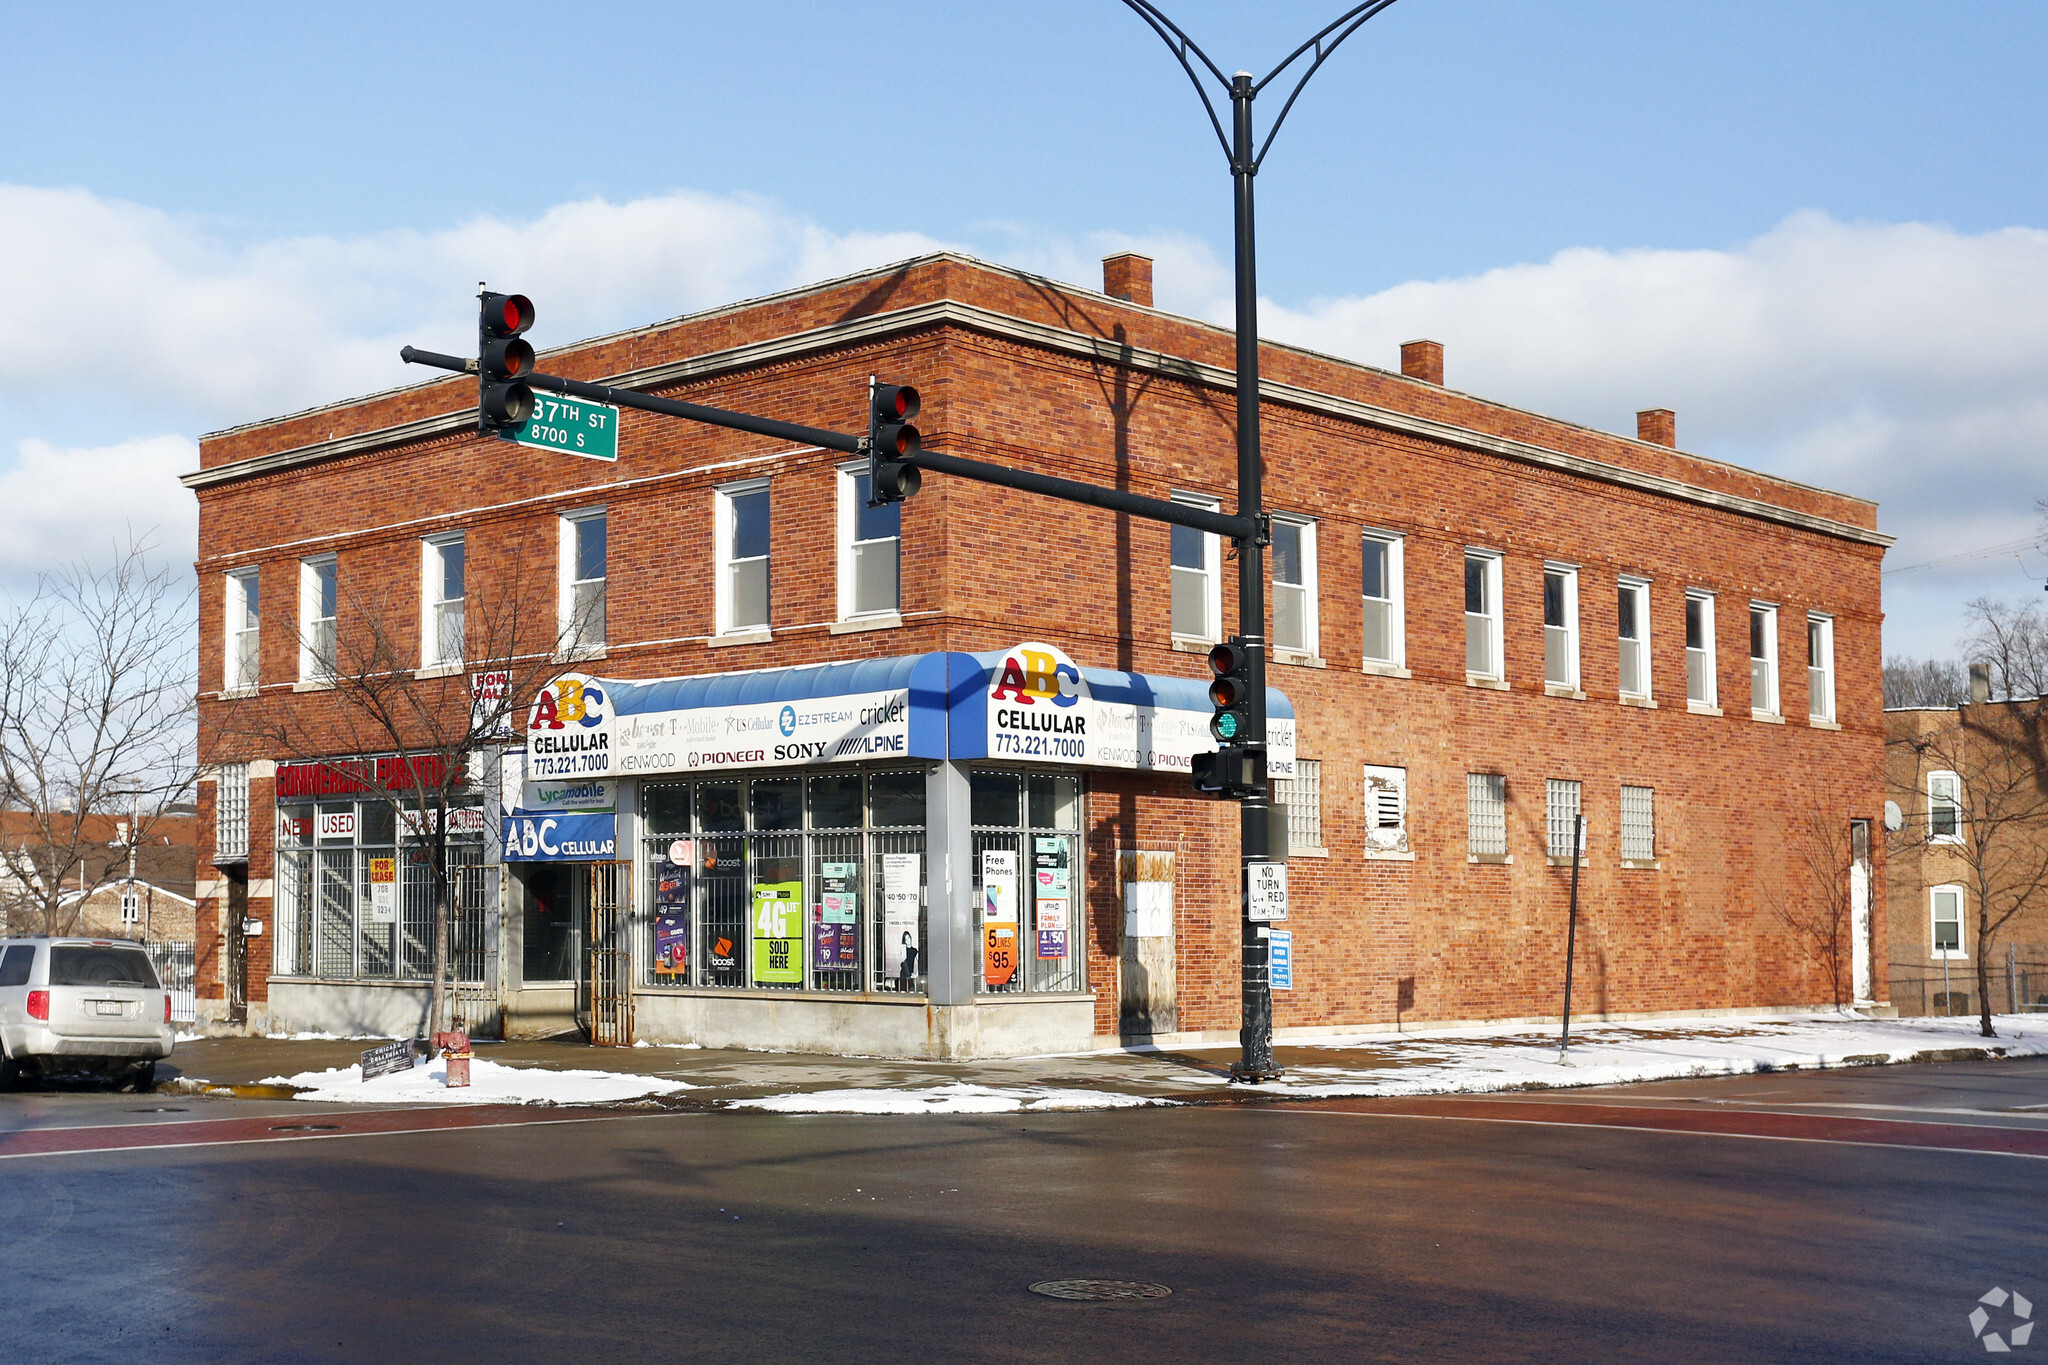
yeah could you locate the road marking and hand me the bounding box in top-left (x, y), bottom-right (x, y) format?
top-left (1262, 1097), bottom-right (2048, 1160)
top-left (0, 1105), bottom-right (670, 1161)
top-left (1681, 1100), bottom-right (2048, 1121)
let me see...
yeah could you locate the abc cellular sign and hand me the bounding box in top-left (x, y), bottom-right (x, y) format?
top-left (526, 674), bottom-right (613, 779)
top-left (987, 643), bottom-right (1092, 762)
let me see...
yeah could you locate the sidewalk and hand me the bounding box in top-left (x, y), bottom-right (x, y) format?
top-left (159, 1011), bottom-right (2048, 1113)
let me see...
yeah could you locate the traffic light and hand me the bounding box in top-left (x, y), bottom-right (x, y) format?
top-left (478, 291), bottom-right (535, 435)
top-left (867, 381), bottom-right (923, 505)
top-left (1206, 638), bottom-right (1253, 744)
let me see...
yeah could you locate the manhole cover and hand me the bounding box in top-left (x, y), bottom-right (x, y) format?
top-left (1029, 1280), bottom-right (1172, 1302)
top-left (128, 1107), bottom-right (189, 1113)
top-left (268, 1123), bottom-right (343, 1132)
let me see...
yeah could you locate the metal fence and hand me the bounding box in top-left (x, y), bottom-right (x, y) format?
top-left (1888, 944), bottom-right (2048, 1018)
top-left (146, 940), bottom-right (196, 1023)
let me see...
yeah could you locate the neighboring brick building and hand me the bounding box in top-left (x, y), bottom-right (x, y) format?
top-left (184, 250), bottom-right (1890, 1055)
top-left (1, 809), bottom-right (197, 938)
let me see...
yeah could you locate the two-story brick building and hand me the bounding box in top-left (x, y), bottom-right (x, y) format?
top-left (186, 250), bottom-right (1890, 1056)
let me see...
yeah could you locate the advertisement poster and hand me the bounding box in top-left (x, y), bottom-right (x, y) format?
top-left (1268, 928), bottom-right (1294, 990)
top-left (652, 843), bottom-right (691, 979)
top-left (751, 881), bottom-right (803, 984)
top-left (882, 852), bottom-right (922, 985)
top-left (1033, 837), bottom-right (1070, 960)
top-left (367, 856), bottom-right (397, 925)
top-left (708, 933), bottom-right (737, 975)
top-left (813, 861), bottom-right (860, 971)
top-left (982, 848), bottom-right (1019, 987)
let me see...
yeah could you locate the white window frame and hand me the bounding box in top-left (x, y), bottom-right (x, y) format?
top-left (1170, 491), bottom-right (1223, 643)
top-left (421, 533), bottom-right (466, 670)
top-left (1928, 770), bottom-right (1963, 845)
top-left (558, 508), bottom-right (607, 655)
top-left (224, 568), bottom-right (260, 693)
top-left (298, 555), bottom-right (336, 684)
top-left (1685, 590), bottom-right (1717, 709)
top-left (1542, 562), bottom-right (1580, 691)
top-left (1464, 550), bottom-right (1504, 682)
top-left (1363, 764), bottom-right (1410, 856)
top-left (120, 890), bottom-right (141, 924)
top-left (715, 478), bottom-right (772, 636)
top-left (1360, 530), bottom-right (1405, 670)
top-left (1807, 612), bottom-right (1836, 722)
top-left (1617, 576), bottom-right (1651, 701)
top-left (1271, 514), bottom-right (1319, 658)
top-left (1930, 884), bottom-right (1966, 959)
top-left (1749, 602), bottom-right (1780, 717)
top-left (836, 461), bottom-right (901, 621)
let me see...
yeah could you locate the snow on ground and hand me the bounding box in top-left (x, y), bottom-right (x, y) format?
top-left (1208, 1013), bottom-right (2048, 1101)
top-left (266, 1056), bottom-right (696, 1106)
top-left (730, 1082), bottom-right (1170, 1115)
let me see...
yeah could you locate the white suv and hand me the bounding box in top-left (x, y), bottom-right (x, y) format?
top-left (0, 937), bottom-right (174, 1091)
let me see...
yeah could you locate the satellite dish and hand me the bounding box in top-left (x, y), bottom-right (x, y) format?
top-left (1883, 800), bottom-right (1904, 832)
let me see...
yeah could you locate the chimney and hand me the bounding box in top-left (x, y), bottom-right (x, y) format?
top-left (1102, 253), bottom-right (1153, 308)
top-left (1637, 408), bottom-right (1676, 447)
top-left (1399, 339), bottom-right (1444, 386)
top-left (1970, 663), bottom-right (1992, 704)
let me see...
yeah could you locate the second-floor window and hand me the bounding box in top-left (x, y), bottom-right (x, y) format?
top-left (1170, 493), bottom-right (1221, 641)
top-left (423, 534), bottom-right (465, 668)
top-left (1750, 603), bottom-right (1779, 715)
top-left (1361, 531), bottom-right (1404, 667)
top-left (299, 556), bottom-right (336, 683)
top-left (1618, 578), bottom-right (1650, 700)
top-left (1272, 516), bottom-right (1317, 656)
top-left (562, 510), bottom-right (606, 652)
top-left (225, 568), bottom-right (259, 692)
top-left (1808, 613), bottom-right (1835, 721)
top-left (1685, 590), bottom-right (1716, 707)
top-left (838, 465), bottom-right (900, 619)
top-left (1543, 564), bottom-right (1579, 689)
top-left (1465, 551), bottom-right (1502, 680)
top-left (716, 481), bottom-right (770, 635)
top-left (1928, 770), bottom-right (1962, 843)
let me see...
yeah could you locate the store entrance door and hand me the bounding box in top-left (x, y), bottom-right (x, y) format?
top-left (584, 861), bottom-right (634, 1046)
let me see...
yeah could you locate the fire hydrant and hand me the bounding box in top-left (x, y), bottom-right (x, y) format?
top-left (432, 1029), bottom-right (472, 1088)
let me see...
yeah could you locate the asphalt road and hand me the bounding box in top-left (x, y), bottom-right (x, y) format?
top-left (5, 1059), bottom-right (2045, 1363)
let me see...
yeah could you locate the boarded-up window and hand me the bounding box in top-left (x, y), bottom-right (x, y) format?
top-left (1364, 765), bottom-right (1408, 854)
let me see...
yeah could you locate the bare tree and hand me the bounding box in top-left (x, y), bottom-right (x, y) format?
top-left (1764, 790), bottom-right (1864, 1010)
top-left (0, 539), bottom-right (196, 936)
top-left (1964, 596), bottom-right (2048, 701)
top-left (1883, 655), bottom-right (1968, 709)
top-left (212, 551), bottom-right (571, 1041)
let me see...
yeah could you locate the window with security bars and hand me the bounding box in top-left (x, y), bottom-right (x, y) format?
top-left (1467, 773), bottom-right (1507, 857)
top-left (1546, 779), bottom-right (1582, 859)
top-left (1363, 764), bottom-right (1408, 853)
top-left (215, 763), bottom-right (249, 862)
top-left (1620, 785), bottom-right (1656, 861)
top-left (1272, 760), bottom-right (1322, 852)
top-left (637, 769), bottom-right (934, 995)
top-left (971, 771), bottom-right (1086, 996)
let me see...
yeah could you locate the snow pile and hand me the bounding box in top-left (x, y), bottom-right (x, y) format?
top-left (730, 1081), bottom-right (1170, 1115)
top-left (1232, 1013), bottom-right (2048, 1101)
top-left (266, 1056), bottom-right (696, 1106)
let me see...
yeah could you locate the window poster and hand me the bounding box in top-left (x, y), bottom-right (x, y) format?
top-left (653, 841), bottom-right (692, 979)
top-left (751, 880), bottom-right (803, 985)
top-left (1034, 836), bottom-right (1070, 960)
top-left (814, 861), bottom-right (860, 971)
top-left (367, 856), bottom-right (397, 925)
top-left (882, 852), bottom-right (922, 986)
top-left (982, 848), bottom-right (1020, 987)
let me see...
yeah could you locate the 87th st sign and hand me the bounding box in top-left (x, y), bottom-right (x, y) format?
top-left (500, 393), bottom-right (619, 461)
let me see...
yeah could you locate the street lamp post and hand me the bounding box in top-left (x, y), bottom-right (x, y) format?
top-left (1122, 1), bottom-right (1401, 1082)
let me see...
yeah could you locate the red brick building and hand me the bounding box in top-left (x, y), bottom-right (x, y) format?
top-left (185, 251), bottom-right (1890, 1055)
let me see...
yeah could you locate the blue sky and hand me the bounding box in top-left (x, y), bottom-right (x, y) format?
top-left (3, 0), bottom-right (2045, 656)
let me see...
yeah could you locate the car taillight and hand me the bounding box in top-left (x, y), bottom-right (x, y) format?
top-left (27, 989), bottom-right (48, 1022)
top-left (164, 994), bottom-right (173, 1024)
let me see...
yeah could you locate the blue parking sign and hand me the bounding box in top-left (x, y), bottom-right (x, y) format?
top-left (1268, 928), bottom-right (1293, 990)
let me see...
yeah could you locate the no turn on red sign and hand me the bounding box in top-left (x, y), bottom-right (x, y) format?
top-left (1246, 861), bottom-right (1288, 921)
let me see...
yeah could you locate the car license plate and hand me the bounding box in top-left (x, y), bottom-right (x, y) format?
top-left (96, 1001), bottom-right (123, 1016)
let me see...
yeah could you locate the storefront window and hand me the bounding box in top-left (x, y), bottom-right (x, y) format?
top-left (275, 793), bottom-right (485, 982)
top-left (640, 767), bottom-right (929, 995)
top-left (973, 770), bottom-right (1084, 996)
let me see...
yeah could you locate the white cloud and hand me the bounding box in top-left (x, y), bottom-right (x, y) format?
top-left (0, 434), bottom-right (197, 585)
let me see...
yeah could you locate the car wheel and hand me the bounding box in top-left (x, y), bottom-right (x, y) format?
top-left (128, 1060), bottom-right (157, 1093)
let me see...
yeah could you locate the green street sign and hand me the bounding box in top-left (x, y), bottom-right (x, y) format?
top-left (499, 393), bottom-right (619, 462)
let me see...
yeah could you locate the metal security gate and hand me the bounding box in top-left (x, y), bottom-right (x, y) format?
top-left (147, 941), bottom-right (197, 1024)
top-left (585, 860), bottom-right (633, 1046)
top-left (451, 863), bottom-right (500, 1038)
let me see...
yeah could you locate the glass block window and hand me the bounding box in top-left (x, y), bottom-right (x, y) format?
top-left (1546, 779), bottom-right (1582, 859)
top-left (1467, 773), bottom-right (1507, 856)
top-left (1273, 759), bottom-right (1322, 852)
top-left (215, 762), bottom-right (250, 862)
top-left (1620, 785), bottom-right (1656, 861)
